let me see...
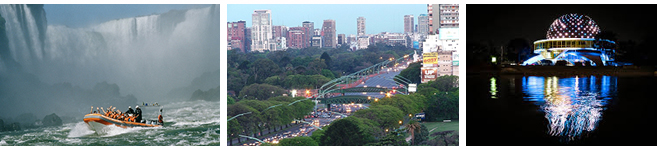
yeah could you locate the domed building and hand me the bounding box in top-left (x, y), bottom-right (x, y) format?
top-left (522, 14), bottom-right (616, 66)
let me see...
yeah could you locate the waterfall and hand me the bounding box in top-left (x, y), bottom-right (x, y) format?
top-left (0, 4), bottom-right (47, 73)
top-left (0, 4), bottom-right (220, 101)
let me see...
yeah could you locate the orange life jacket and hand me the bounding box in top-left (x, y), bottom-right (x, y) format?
top-left (158, 115), bottom-right (163, 123)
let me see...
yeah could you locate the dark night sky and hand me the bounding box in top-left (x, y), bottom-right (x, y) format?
top-left (467, 4), bottom-right (657, 46)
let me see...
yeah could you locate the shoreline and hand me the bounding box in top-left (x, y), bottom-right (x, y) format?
top-left (467, 65), bottom-right (656, 76)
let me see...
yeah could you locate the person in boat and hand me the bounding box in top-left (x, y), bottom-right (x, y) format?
top-left (126, 106), bottom-right (135, 115)
top-left (158, 109), bottom-right (164, 126)
top-left (135, 105), bottom-right (142, 123)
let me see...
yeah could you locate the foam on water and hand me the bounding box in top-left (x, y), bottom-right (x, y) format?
top-left (67, 122), bottom-right (96, 138)
top-left (0, 100), bottom-right (220, 145)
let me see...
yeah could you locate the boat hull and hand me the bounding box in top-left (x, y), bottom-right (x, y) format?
top-left (83, 114), bottom-right (162, 132)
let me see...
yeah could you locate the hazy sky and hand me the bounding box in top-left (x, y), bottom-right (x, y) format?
top-left (228, 4), bottom-right (427, 35)
top-left (44, 4), bottom-right (211, 28)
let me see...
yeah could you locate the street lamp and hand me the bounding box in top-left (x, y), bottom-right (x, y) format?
top-left (399, 120), bottom-right (403, 125)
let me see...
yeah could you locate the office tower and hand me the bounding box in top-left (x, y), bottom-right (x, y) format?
top-left (252, 10), bottom-right (272, 52)
top-left (404, 15), bottom-right (414, 34)
top-left (357, 17), bottom-right (366, 36)
top-left (322, 19), bottom-right (336, 48)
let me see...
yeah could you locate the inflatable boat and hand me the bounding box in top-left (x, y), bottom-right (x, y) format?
top-left (83, 113), bottom-right (162, 132)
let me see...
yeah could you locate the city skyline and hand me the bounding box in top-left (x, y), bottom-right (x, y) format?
top-left (228, 4), bottom-right (426, 35)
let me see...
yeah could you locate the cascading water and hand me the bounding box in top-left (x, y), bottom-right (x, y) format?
top-left (1, 4), bottom-right (220, 102)
top-left (0, 5), bottom-right (220, 145)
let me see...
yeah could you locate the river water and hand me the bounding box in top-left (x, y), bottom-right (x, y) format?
top-left (0, 100), bottom-right (220, 146)
top-left (467, 75), bottom-right (657, 145)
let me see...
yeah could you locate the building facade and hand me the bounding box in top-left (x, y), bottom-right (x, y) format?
top-left (337, 34), bottom-right (346, 46)
top-left (311, 35), bottom-right (322, 47)
top-left (357, 17), bottom-right (366, 36)
top-left (438, 4), bottom-right (459, 29)
top-left (287, 26), bottom-right (309, 49)
top-left (404, 15), bottom-right (414, 34)
top-left (418, 14), bottom-right (429, 36)
top-left (227, 21), bottom-right (246, 52)
top-left (302, 21), bottom-right (314, 48)
top-left (322, 19), bottom-right (336, 48)
top-left (251, 10), bottom-right (272, 52)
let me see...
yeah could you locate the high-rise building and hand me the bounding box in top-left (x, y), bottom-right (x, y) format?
top-left (302, 21), bottom-right (314, 47)
top-left (438, 4), bottom-right (459, 29)
top-left (322, 19), bottom-right (336, 48)
top-left (245, 28), bottom-right (252, 52)
top-left (272, 25), bottom-right (288, 39)
top-left (227, 21), bottom-right (246, 52)
top-left (418, 14), bottom-right (429, 35)
top-left (287, 26), bottom-right (309, 49)
top-left (337, 34), bottom-right (346, 46)
top-left (404, 15), bottom-right (414, 34)
top-left (428, 4), bottom-right (436, 34)
top-left (251, 10), bottom-right (272, 52)
top-left (357, 17), bottom-right (366, 36)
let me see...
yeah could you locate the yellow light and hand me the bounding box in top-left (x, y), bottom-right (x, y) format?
top-left (385, 129), bottom-right (389, 132)
top-left (367, 96), bottom-right (371, 100)
top-left (399, 120), bottom-right (403, 124)
top-left (374, 98), bottom-right (379, 102)
top-left (409, 114), bottom-right (412, 117)
top-left (306, 90), bottom-right (310, 94)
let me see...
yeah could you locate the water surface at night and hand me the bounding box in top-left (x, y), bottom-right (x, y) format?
top-left (467, 75), bottom-right (657, 145)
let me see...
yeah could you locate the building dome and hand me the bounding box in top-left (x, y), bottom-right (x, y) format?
top-left (546, 14), bottom-right (600, 39)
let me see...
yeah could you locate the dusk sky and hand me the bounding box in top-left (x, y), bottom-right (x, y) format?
top-left (44, 4), bottom-right (211, 28)
top-left (228, 4), bottom-right (427, 35)
top-left (468, 4), bottom-right (657, 46)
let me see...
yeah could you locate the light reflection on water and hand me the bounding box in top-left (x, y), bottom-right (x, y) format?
top-left (521, 76), bottom-right (616, 142)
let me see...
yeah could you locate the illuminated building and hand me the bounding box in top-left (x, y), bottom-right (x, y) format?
top-left (523, 14), bottom-right (616, 66)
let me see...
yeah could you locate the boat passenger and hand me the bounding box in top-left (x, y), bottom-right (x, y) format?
top-left (135, 105), bottom-right (142, 123)
top-left (158, 108), bottom-right (163, 125)
top-left (126, 106), bottom-right (134, 115)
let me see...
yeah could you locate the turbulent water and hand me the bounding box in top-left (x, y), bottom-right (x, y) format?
top-left (0, 100), bottom-right (220, 146)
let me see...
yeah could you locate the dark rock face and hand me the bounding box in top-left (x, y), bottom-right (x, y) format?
top-left (42, 113), bottom-right (62, 127)
top-left (4, 122), bottom-right (21, 131)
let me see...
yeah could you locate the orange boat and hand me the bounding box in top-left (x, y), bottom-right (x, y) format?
top-left (83, 113), bottom-right (162, 132)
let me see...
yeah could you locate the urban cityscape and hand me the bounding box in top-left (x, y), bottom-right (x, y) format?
top-left (227, 4), bottom-right (459, 146)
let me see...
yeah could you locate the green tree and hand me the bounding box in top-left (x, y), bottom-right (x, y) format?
top-left (320, 51), bottom-right (332, 68)
top-left (321, 69), bottom-right (335, 79)
top-left (310, 127), bottom-right (325, 142)
top-left (278, 136), bottom-right (319, 146)
top-left (249, 58), bottom-right (281, 83)
top-left (238, 83), bottom-right (287, 100)
top-left (227, 96), bottom-right (236, 104)
top-left (307, 58), bottom-right (327, 75)
top-left (405, 120), bottom-right (421, 145)
top-left (227, 103), bottom-right (261, 139)
top-left (352, 105), bottom-right (404, 134)
top-left (397, 62), bottom-right (422, 84)
top-left (413, 124), bottom-right (429, 145)
top-left (227, 115), bottom-right (241, 145)
top-left (367, 129), bottom-right (409, 146)
top-left (421, 75), bottom-right (459, 92)
top-left (320, 118), bottom-right (374, 146)
top-left (371, 94), bottom-right (422, 116)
